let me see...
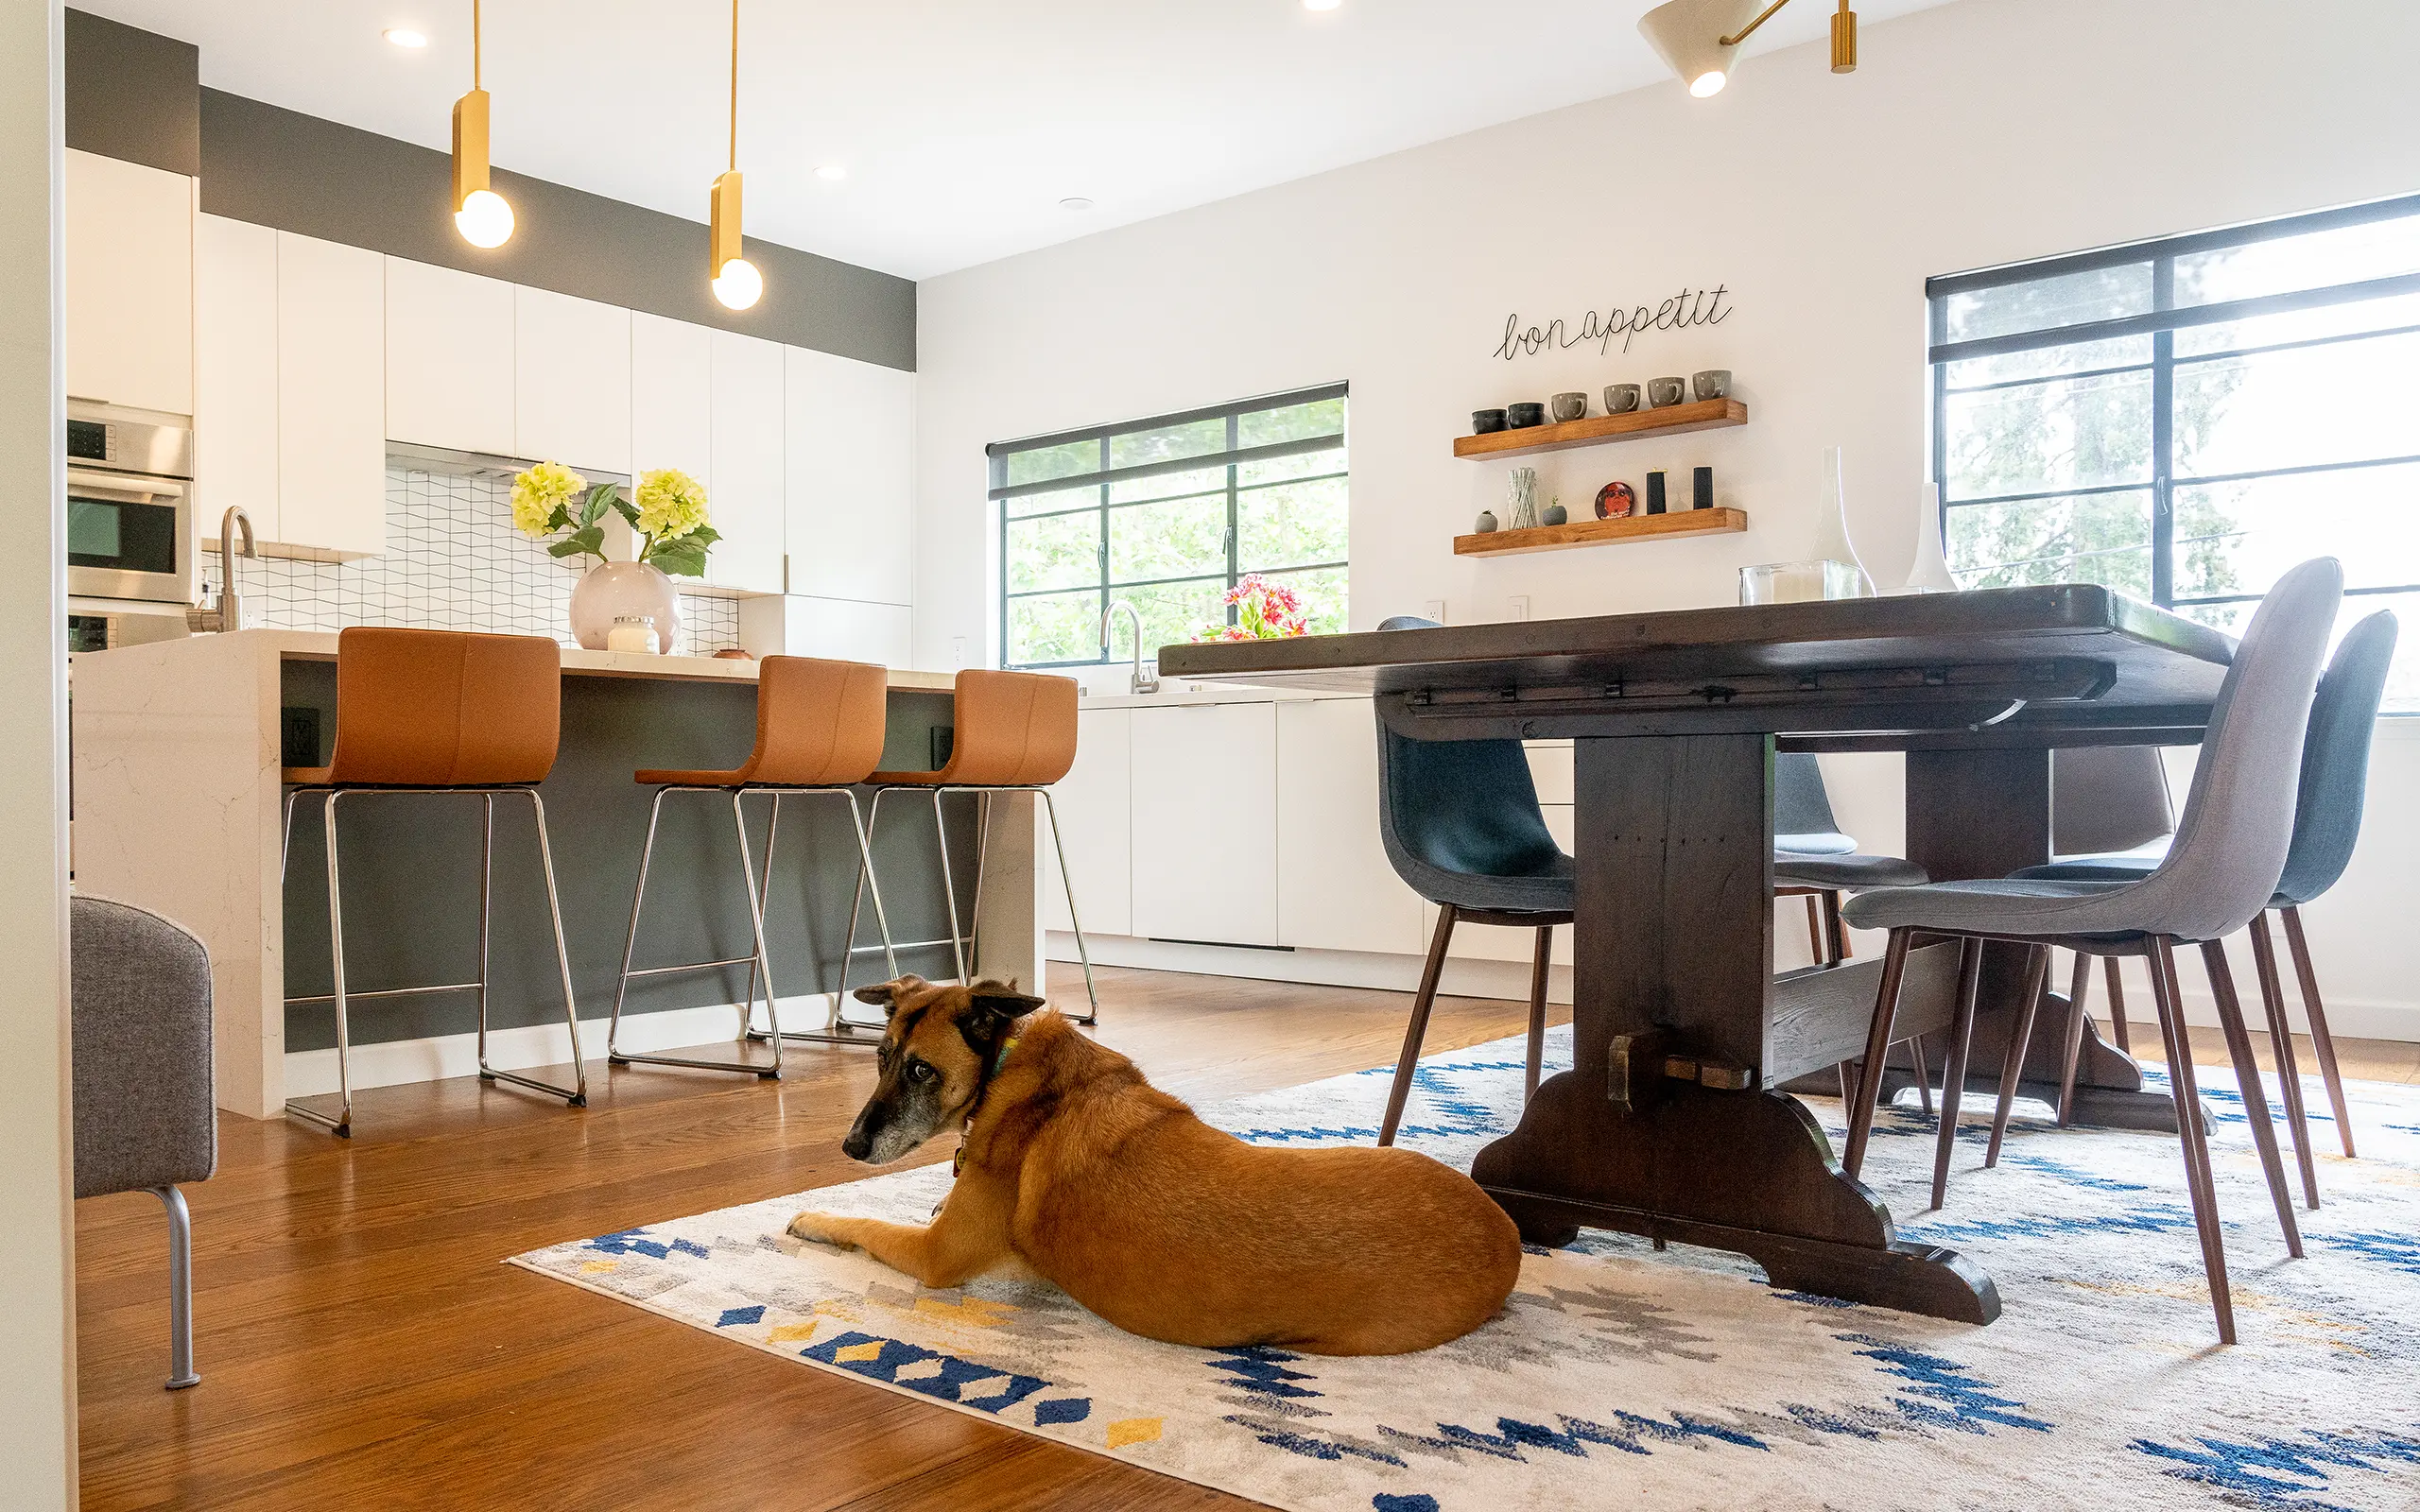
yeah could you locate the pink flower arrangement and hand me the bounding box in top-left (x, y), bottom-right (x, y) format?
top-left (1193, 574), bottom-right (1310, 642)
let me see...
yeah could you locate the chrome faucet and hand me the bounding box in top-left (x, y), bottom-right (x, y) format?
top-left (1100, 601), bottom-right (1160, 696)
top-left (216, 506), bottom-right (257, 632)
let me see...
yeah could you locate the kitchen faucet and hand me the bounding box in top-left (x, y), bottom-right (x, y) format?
top-left (215, 506), bottom-right (257, 632)
top-left (1099, 600), bottom-right (1160, 695)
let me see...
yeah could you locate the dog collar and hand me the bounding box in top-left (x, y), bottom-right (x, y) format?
top-left (952, 1032), bottom-right (1025, 1178)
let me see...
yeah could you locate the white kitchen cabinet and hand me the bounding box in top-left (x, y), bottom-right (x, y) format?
top-left (1043, 708), bottom-right (1132, 938)
top-left (1129, 701), bottom-right (1278, 947)
top-left (274, 232), bottom-right (386, 558)
top-left (735, 594), bottom-right (909, 666)
top-left (514, 286), bottom-right (631, 474)
top-left (783, 345), bottom-right (913, 606)
top-left (65, 149), bottom-right (195, 417)
top-left (631, 313), bottom-right (714, 483)
top-left (384, 256), bottom-right (514, 456)
top-left (1276, 698), bottom-right (1423, 954)
top-left (708, 331), bottom-right (786, 593)
top-left (194, 214), bottom-right (280, 544)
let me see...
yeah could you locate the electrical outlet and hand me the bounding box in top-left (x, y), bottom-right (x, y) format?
top-left (1421, 598), bottom-right (1446, 624)
top-left (1508, 595), bottom-right (1530, 622)
top-left (951, 636), bottom-right (969, 668)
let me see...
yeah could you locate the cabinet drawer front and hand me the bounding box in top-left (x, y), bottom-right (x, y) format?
top-left (1128, 702), bottom-right (1277, 947)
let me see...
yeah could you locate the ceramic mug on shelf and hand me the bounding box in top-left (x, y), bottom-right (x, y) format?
top-left (1647, 376), bottom-right (1687, 408)
top-left (1550, 391), bottom-right (1588, 423)
top-left (1693, 369), bottom-right (1732, 402)
top-left (1506, 402), bottom-right (1547, 429)
top-left (1604, 384), bottom-right (1642, 414)
top-left (1472, 408), bottom-right (1508, 434)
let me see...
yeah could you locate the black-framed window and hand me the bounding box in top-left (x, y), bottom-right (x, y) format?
top-left (1929, 193), bottom-right (2420, 710)
top-left (991, 384), bottom-right (1348, 669)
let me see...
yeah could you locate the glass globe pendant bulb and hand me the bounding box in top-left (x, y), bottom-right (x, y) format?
top-left (711, 256), bottom-right (762, 311)
top-left (455, 188), bottom-right (515, 249)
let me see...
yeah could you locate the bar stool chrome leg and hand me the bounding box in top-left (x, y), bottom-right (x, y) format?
top-left (476, 788), bottom-right (589, 1106)
top-left (764, 787), bottom-right (897, 1046)
top-left (285, 789), bottom-right (356, 1138)
top-left (730, 789), bottom-right (786, 1077)
top-left (932, 788), bottom-right (972, 986)
top-left (1040, 788), bottom-right (1099, 1025)
top-left (149, 1183), bottom-right (199, 1390)
top-left (608, 785), bottom-right (784, 1078)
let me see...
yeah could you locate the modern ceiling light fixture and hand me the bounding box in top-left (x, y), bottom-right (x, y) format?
top-left (1638, 0), bottom-right (1856, 99)
top-left (708, 0), bottom-right (763, 311)
top-left (384, 26), bottom-right (429, 48)
top-left (816, 163), bottom-right (847, 181)
top-left (450, 0), bottom-right (513, 247)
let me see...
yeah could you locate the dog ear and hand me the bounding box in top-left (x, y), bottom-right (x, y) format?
top-left (853, 974), bottom-right (926, 1014)
top-left (959, 988), bottom-right (1045, 1057)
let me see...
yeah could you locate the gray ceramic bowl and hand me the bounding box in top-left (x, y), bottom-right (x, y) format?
top-left (1506, 402), bottom-right (1547, 429)
top-left (1472, 408), bottom-right (1507, 434)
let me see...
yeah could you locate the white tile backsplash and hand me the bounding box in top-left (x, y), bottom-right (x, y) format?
top-left (216, 465), bottom-right (740, 653)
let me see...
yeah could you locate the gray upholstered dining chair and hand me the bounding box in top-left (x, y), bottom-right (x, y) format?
top-left (72, 896), bottom-right (216, 1390)
top-left (1370, 615), bottom-right (1571, 1145)
top-left (2046, 744), bottom-right (2177, 1057)
top-left (1772, 753), bottom-right (1936, 1111)
top-left (1837, 557), bottom-right (2344, 1345)
top-left (2011, 610), bottom-right (2399, 1207)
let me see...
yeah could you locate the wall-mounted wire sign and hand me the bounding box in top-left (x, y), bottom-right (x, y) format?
top-left (1495, 285), bottom-right (1734, 360)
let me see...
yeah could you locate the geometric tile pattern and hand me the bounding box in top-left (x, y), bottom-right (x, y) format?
top-left (216, 465), bottom-right (739, 654)
top-left (512, 1024), bottom-right (2420, 1511)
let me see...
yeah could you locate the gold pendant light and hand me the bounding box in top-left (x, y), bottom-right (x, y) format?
top-left (453, 0), bottom-right (514, 247)
top-left (709, 0), bottom-right (763, 310)
top-left (1637, 0), bottom-right (1858, 99)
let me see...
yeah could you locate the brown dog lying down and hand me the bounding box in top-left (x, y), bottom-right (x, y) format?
top-left (786, 975), bottom-right (1522, 1356)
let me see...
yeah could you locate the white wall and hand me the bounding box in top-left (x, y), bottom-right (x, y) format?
top-left (916, 0), bottom-right (2420, 1038)
top-left (0, 2), bottom-right (77, 1503)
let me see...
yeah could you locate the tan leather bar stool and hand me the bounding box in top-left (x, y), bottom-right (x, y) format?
top-left (832, 669), bottom-right (1098, 1024)
top-left (280, 627), bottom-right (587, 1138)
top-left (607, 656), bottom-right (899, 1076)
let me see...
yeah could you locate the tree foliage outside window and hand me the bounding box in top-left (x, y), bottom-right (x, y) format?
top-left (993, 386), bottom-right (1348, 668)
top-left (1931, 196), bottom-right (2420, 709)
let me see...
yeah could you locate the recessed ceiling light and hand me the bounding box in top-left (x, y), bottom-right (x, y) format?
top-left (1304, 0), bottom-right (1342, 10)
top-left (1059, 197), bottom-right (1096, 212)
top-left (816, 164), bottom-right (847, 181)
top-left (384, 26), bottom-right (429, 47)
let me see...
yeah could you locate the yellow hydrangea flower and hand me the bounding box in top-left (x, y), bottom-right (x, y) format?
top-left (510, 460), bottom-right (586, 537)
top-left (635, 468), bottom-right (710, 540)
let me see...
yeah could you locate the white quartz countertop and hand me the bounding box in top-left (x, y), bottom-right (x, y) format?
top-left (74, 628), bottom-right (959, 692)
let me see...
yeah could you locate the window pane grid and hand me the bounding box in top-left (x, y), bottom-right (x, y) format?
top-left (1933, 198), bottom-right (2420, 708)
top-left (995, 389), bottom-right (1348, 667)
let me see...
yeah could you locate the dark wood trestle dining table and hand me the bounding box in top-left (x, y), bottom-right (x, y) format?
top-left (1159, 586), bottom-right (2237, 1323)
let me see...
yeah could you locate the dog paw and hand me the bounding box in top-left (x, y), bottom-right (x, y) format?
top-left (786, 1211), bottom-right (855, 1249)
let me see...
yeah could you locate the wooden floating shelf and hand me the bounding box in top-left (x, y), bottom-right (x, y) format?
top-left (1454, 507), bottom-right (1749, 558)
top-left (1453, 397), bottom-right (1748, 459)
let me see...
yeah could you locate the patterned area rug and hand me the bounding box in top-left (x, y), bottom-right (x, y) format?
top-left (511, 1029), bottom-right (2420, 1510)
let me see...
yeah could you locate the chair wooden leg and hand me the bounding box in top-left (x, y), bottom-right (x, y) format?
top-left (1985, 946), bottom-right (2050, 1167)
top-left (1524, 924), bottom-right (1551, 1103)
top-left (1824, 890), bottom-right (1851, 962)
top-left (1910, 1034), bottom-right (1934, 1118)
top-left (2151, 938), bottom-right (2235, 1345)
top-left (2249, 912), bottom-right (2321, 1209)
top-left (1803, 895), bottom-right (1824, 963)
top-left (2281, 906), bottom-right (2356, 1160)
top-left (2058, 950), bottom-right (2094, 1129)
top-left (2102, 954), bottom-right (2131, 1053)
top-left (1930, 939), bottom-right (1986, 1211)
top-left (1379, 906), bottom-right (1457, 1147)
top-left (2203, 939), bottom-right (2303, 1257)
top-left (1841, 928), bottom-right (1912, 1179)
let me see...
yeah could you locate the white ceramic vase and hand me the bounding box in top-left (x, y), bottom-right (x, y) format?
top-left (1899, 482), bottom-right (1961, 593)
top-left (570, 560), bottom-right (681, 653)
top-left (1811, 446), bottom-right (1874, 596)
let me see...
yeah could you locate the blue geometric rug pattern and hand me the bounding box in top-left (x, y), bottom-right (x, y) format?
top-left (512, 1027), bottom-right (2420, 1510)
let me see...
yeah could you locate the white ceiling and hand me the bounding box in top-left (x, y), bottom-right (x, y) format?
top-left (82, 0), bottom-right (1955, 281)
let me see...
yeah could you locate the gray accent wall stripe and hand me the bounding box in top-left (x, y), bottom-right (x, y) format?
top-left (199, 90), bottom-right (916, 372)
top-left (64, 9), bottom-right (199, 176)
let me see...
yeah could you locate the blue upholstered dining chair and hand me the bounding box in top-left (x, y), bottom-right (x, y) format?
top-left (1836, 557), bottom-right (2344, 1345)
top-left (2010, 610), bottom-right (2399, 1205)
top-left (1369, 616), bottom-right (1573, 1146)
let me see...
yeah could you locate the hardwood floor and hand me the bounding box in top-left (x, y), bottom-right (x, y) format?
top-left (73, 964), bottom-right (2410, 1509)
top-left (72, 967), bottom-right (1550, 1511)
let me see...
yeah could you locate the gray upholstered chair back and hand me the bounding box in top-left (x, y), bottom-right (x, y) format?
top-left (72, 897), bottom-right (216, 1199)
top-left (2276, 610), bottom-right (2399, 905)
top-left (2051, 745), bottom-right (2174, 857)
top-left (2124, 558), bottom-right (2342, 941)
top-left (1774, 753), bottom-right (1856, 854)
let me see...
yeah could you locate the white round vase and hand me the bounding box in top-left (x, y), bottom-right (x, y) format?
top-left (570, 561), bottom-right (681, 653)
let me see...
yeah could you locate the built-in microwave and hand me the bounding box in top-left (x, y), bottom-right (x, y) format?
top-left (65, 403), bottom-right (195, 606)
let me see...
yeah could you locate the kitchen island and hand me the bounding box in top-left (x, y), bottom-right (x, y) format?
top-left (72, 630), bottom-right (1042, 1120)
